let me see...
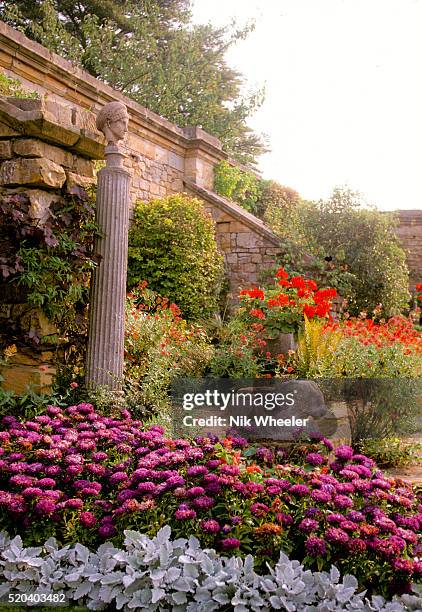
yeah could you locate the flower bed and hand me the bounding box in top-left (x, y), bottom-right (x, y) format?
top-left (0, 405), bottom-right (421, 597)
top-left (0, 527), bottom-right (420, 611)
top-left (239, 267), bottom-right (337, 336)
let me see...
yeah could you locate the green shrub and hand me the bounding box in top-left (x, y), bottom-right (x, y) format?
top-left (266, 187), bottom-right (410, 318)
top-left (125, 284), bottom-right (213, 416)
top-left (355, 437), bottom-right (421, 468)
top-left (213, 160), bottom-right (262, 215)
top-left (127, 194), bottom-right (224, 321)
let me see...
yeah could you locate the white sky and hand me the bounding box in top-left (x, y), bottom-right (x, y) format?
top-left (191, 0), bottom-right (422, 211)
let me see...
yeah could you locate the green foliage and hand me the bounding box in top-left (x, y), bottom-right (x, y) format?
top-left (125, 284), bottom-right (213, 417)
top-left (266, 187), bottom-right (410, 317)
top-left (0, 189), bottom-right (99, 367)
top-left (355, 437), bottom-right (421, 469)
top-left (0, 71), bottom-right (39, 98)
top-left (208, 316), bottom-right (266, 378)
top-left (214, 162), bottom-right (303, 220)
top-left (319, 336), bottom-right (421, 378)
top-left (1, 0), bottom-right (266, 164)
top-left (127, 194), bottom-right (224, 321)
top-left (342, 378), bottom-right (421, 442)
top-left (213, 160), bottom-right (262, 215)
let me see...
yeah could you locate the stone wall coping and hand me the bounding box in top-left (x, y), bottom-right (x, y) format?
top-left (0, 21), bottom-right (227, 162)
top-left (0, 95), bottom-right (105, 158)
top-left (395, 209), bottom-right (422, 219)
top-left (185, 180), bottom-right (283, 247)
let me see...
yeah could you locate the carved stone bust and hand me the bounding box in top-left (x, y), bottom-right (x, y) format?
top-left (96, 101), bottom-right (129, 145)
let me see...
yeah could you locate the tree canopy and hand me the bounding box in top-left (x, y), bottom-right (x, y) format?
top-left (0, 0), bottom-right (266, 164)
top-left (266, 187), bottom-right (410, 317)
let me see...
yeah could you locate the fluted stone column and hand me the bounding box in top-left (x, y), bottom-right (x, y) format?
top-left (85, 144), bottom-right (130, 390)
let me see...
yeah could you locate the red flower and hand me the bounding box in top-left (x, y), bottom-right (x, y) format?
top-left (315, 302), bottom-right (331, 318)
top-left (290, 276), bottom-right (307, 289)
top-left (303, 304), bottom-right (317, 318)
top-left (277, 279), bottom-right (291, 288)
top-left (240, 288), bottom-right (265, 300)
top-left (276, 267), bottom-right (289, 280)
top-left (313, 288), bottom-right (337, 304)
top-left (267, 294), bottom-right (289, 308)
top-left (250, 308), bottom-right (265, 320)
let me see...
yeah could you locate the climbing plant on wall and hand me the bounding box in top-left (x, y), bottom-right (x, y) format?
top-left (0, 187), bottom-right (99, 357)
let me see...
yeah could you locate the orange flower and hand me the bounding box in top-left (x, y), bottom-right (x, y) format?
top-left (246, 464), bottom-right (263, 474)
top-left (254, 523), bottom-right (282, 536)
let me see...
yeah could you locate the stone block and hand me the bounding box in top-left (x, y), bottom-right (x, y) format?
top-left (150, 182), bottom-right (160, 195)
top-left (237, 233), bottom-right (258, 248)
top-left (72, 156), bottom-right (95, 177)
top-left (219, 234), bottom-right (231, 249)
top-left (229, 221), bottom-right (248, 233)
top-left (225, 253), bottom-right (238, 264)
top-left (0, 141), bottom-right (12, 159)
top-left (0, 304), bottom-right (11, 318)
top-left (243, 263), bottom-right (257, 273)
top-left (0, 158), bottom-right (66, 188)
top-left (71, 108), bottom-right (98, 133)
top-left (216, 222), bottom-right (230, 233)
top-left (12, 138), bottom-right (73, 167)
top-left (168, 151), bottom-right (184, 171)
top-left (43, 99), bottom-right (73, 127)
top-left (65, 171), bottom-right (96, 193)
top-left (19, 309), bottom-right (58, 338)
top-left (170, 178), bottom-right (183, 191)
top-left (25, 189), bottom-right (62, 225)
top-left (0, 121), bottom-right (20, 139)
top-left (0, 364), bottom-right (54, 395)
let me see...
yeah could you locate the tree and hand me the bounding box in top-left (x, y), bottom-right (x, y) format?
top-left (266, 187), bottom-right (410, 317)
top-left (0, 0), bottom-right (266, 164)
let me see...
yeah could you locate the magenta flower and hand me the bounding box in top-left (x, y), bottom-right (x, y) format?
top-left (192, 495), bottom-right (215, 510)
top-left (298, 518), bottom-right (319, 533)
top-left (79, 511), bottom-right (97, 528)
top-left (35, 498), bottom-right (56, 516)
top-left (65, 498), bottom-right (84, 509)
top-left (311, 489), bottom-right (331, 503)
top-left (221, 537), bottom-right (240, 550)
top-left (21, 487), bottom-right (43, 498)
top-left (305, 535), bottom-right (326, 557)
top-left (9, 475), bottom-right (33, 488)
top-left (334, 445), bottom-right (354, 461)
top-left (201, 519), bottom-right (220, 533)
top-left (290, 484), bottom-right (310, 497)
top-left (347, 538), bottom-right (367, 554)
top-left (250, 502), bottom-right (269, 517)
top-left (38, 478), bottom-right (56, 489)
top-left (333, 495), bottom-right (353, 510)
top-left (186, 486), bottom-right (205, 497)
top-left (325, 527), bottom-right (349, 545)
top-left (110, 472), bottom-right (128, 486)
top-left (306, 453), bottom-right (325, 466)
top-left (98, 523), bottom-right (116, 538)
top-left (175, 507), bottom-right (197, 520)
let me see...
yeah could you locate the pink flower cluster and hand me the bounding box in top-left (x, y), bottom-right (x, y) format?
top-left (0, 406), bottom-right (420, 596)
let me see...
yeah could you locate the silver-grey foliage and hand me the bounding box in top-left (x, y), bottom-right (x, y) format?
top-left (0, 528), bottom-right (420, 611)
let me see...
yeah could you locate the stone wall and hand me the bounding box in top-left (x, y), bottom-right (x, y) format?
top-left (0, 20), bottom-right (283, 300)
top-left (187, 183), bottom-right (282, 296)
top-left (395, 210), bottom-right (422, 294)
top-left (0, 96), bottom-right (100, 392)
